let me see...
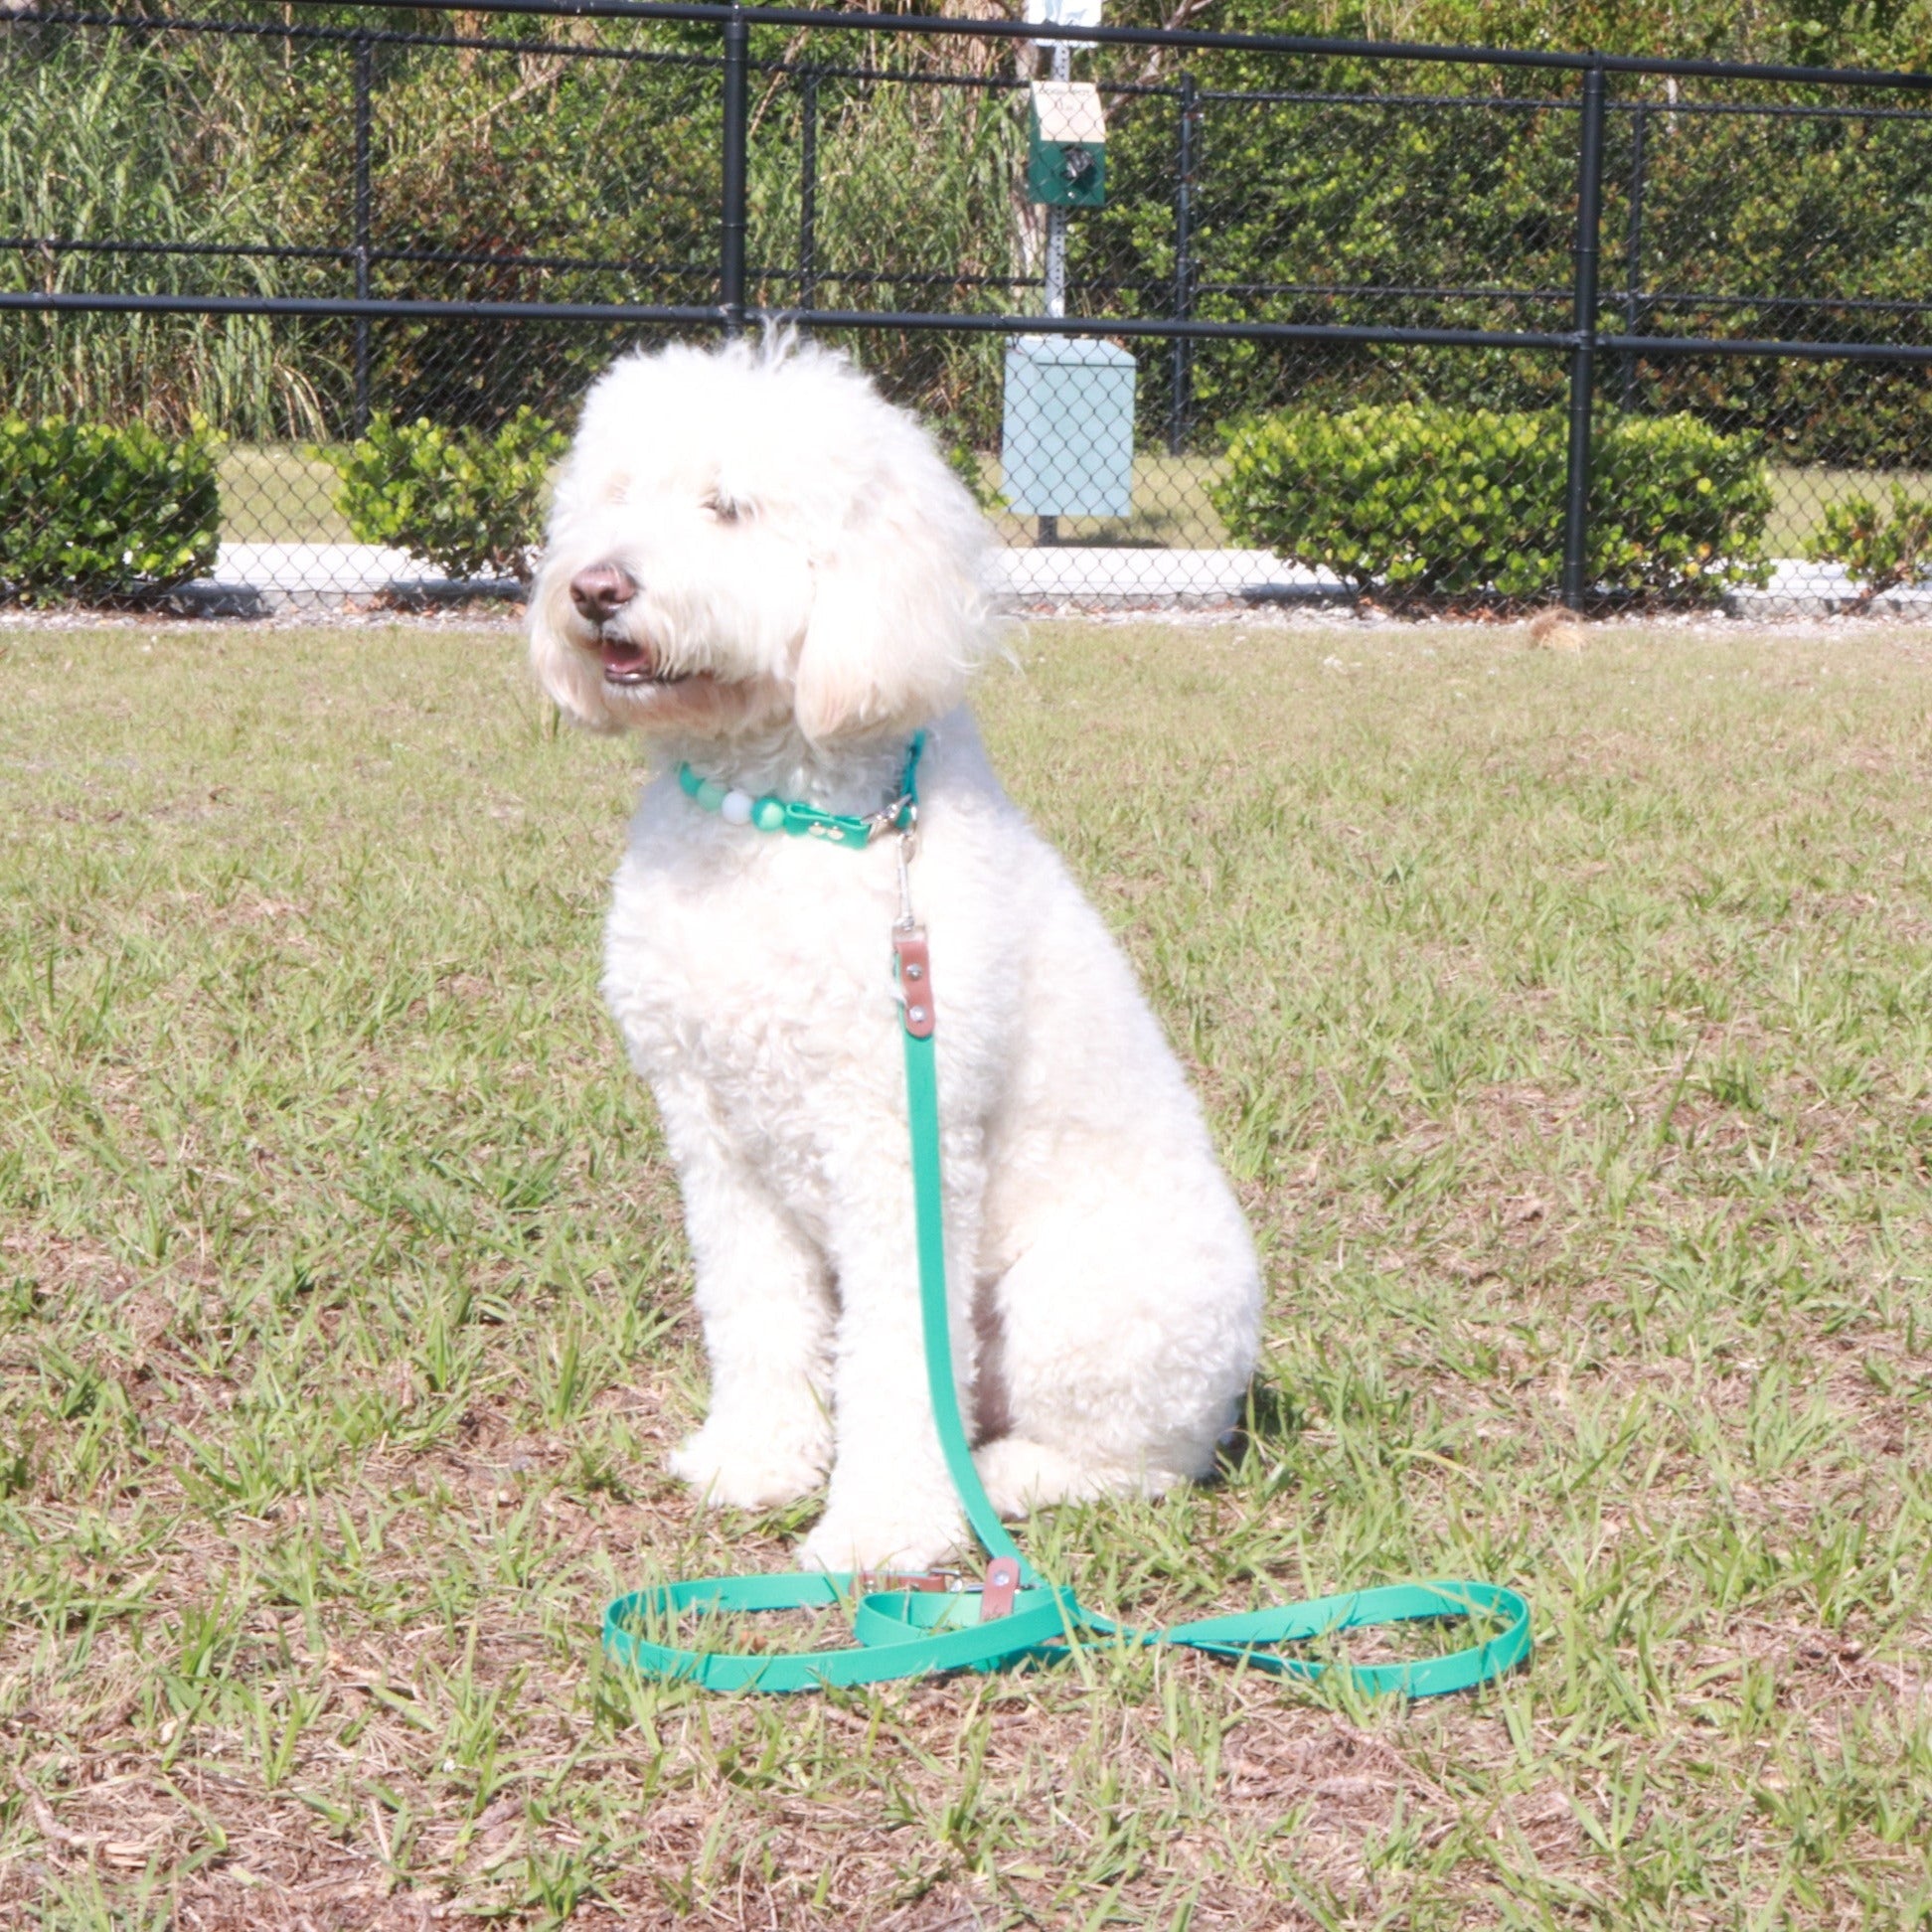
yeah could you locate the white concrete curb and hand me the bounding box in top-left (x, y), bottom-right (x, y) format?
top-left (156, 543), bottom-right (1899, 617)
top-left (179, 542), bottom-right (1349, 612)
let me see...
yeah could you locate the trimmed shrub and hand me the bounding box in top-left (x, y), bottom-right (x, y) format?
top-left (1213, 403), bottom-right (1771, 600)
top-left (325, 409), bottom-right (566, 583)
top-left (0, 417), bottom-right (222, 604)
top-left (1588, 415), bottom-right (1774, 595)
top-left (1804, 485), bottom-right (1932, 595)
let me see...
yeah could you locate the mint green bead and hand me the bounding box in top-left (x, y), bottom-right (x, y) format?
top-left (696, 777), bottom-right (727, 811)
top-left (751, 794), bottom-right (787, 832)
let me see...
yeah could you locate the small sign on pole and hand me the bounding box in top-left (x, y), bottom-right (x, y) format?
top-left (1023, 0), bottom-right (1102, 20)
top-left (1027, 81), bottom-right (1107, 208)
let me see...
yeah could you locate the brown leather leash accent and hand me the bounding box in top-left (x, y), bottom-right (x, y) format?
top-left (892, 928), bottom-right (934, 1040)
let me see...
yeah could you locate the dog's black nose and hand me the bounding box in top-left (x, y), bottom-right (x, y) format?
top-left (569, 563), bottom-right (637, 621)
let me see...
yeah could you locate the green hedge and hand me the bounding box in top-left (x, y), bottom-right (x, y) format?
top-left (324, 410), bottom-right (565, 583)
top-left (0, 417), bottom-right (221, 604)
top-left (1804, 485), bottom-right (1932, 595)
top-left (1214, 403), bottom-right (1771, 600)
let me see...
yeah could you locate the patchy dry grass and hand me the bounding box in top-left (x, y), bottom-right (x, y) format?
top-left (4, 616), bottom-right (1932, 1929)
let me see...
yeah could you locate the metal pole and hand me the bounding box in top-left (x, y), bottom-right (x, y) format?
top-left (798, 68), bottom-right (818, 314)
top-left (1038, 34), bottom-right (1071, 546)
top-left (1169, 69), bottom-right (1197, 455)
top-left (1560, 60), bottom-right (1606, 611)
top-left (720, 5), bottom-right (748, 336)
top-left (1620, 100), bottom-right (1646, 413)
top-left (1042, 36), bottom-right (1070, 321)
top-left (353, 33), bottom-right (372, 434)
top-left (1042, 217), bottom-right (1068, 321)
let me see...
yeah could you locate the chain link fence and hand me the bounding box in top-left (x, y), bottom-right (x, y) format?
top-left (6, 1), bottom-right (1932, 614)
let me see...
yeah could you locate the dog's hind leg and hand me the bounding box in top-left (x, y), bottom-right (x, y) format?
top-left (972, 1435), bottom-right (1162, 1517)
top-left (656, 1082), bottom-right (837, 1512)
top-left (972, 1193), bottom-right (1257, 1519)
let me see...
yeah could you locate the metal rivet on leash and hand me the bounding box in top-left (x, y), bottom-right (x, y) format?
top-left (605, 733), bottom-right (1533, 1696)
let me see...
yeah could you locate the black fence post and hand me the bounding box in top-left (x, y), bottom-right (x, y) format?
top-left (1560, 60), bottom-right (1607, 611)
top-left (1168, 70), bottom-right (1197, 456)
top-left (798, 69), bottom-right (819, 314)
top-left (721, 6), bottom-right (748, 337)
top-left (353, 32), bottom-right (373, 435)
top-left (1620, 99), bottom-right (1647, 412)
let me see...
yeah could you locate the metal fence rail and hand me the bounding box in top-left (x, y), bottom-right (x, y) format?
top-left (5, 0), bottom-right (1932, 613)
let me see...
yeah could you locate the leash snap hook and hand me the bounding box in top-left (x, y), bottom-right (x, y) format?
top-left (893, 822), bottom-right (920, 934)
top-left (868, 794), bottom-right (917, 847)
top-left (858, 1567), bottom-right (960, 1595)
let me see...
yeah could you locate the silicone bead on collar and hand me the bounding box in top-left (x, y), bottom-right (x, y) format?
top-left (679, 731), bottom-right (924, 852)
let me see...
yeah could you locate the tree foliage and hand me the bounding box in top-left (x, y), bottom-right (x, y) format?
top-left (5, 1), bottom-right (1931, 459)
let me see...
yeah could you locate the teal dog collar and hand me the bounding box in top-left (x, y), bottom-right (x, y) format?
top-left (678, 730), bottom-right (925, 852)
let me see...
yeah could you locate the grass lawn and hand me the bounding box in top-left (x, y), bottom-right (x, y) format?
top-left (981, 448), bottom-right (1230, 551)
top-left (217, 446), bottom-right (355, 548)
top-left (5, 617), bottom-right (1932, 1927)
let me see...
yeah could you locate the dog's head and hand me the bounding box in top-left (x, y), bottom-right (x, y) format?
top-left (529, 337), bottom-right (994, 745)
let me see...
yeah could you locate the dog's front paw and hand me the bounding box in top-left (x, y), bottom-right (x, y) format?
top-left (669, 1423), bottom-right (826, 1513)
top-left (798, 1504), bottom-right (968, 1577)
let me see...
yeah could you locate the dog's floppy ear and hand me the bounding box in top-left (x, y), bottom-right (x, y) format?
top-left (792, 430), bottom-right (993, 743)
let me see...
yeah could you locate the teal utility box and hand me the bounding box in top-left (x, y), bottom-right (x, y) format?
top-left (1001, 334), bottom-right (1135, 519)
top-left (1026, 80), bottom-right (1107, 208)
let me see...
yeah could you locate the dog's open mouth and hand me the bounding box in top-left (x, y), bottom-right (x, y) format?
top-left (600, 635), bottom-right (693, 688)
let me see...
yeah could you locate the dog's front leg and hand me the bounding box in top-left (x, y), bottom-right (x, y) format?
top-left (654, 1079), bottom-right (837, 1512)
top-left (798, 1130), bottom-right (985, 1576)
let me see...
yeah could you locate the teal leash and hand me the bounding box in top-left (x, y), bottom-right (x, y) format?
top-left (604, 740), bottom-right (1532, 1697)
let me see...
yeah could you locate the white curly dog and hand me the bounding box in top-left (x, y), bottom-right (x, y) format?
top-left (530, 337), bottom-right (1260, 1574)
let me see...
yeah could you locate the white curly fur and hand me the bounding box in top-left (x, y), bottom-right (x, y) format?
top-left (530, 337), bottom-right (1261, 1573)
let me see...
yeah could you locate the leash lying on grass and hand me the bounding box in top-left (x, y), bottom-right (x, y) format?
top-left (603, 737), bottom-right (1532, 1697)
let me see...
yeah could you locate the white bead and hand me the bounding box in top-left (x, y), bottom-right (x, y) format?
top-left (720, 788), bottom-right (753, 825)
